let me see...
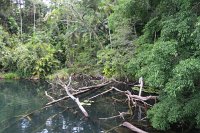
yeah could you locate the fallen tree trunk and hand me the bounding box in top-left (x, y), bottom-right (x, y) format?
top-left (122, 122), bottom-right (148, 133)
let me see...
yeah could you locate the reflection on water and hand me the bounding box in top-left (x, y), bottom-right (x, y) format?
top-left (1, 79), bottom-right (191, 133)
top-left (20, 118), bottom-right (30, 130)
top-left (0, 80), bottom-right (48, 133)
top-left (0, 80), bottom-right (128, 133)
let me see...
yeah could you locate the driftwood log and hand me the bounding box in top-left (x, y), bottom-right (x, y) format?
top-left (122, 122), bottom-right (148, 133)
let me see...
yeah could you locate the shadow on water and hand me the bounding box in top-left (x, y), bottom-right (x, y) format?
top-left (0, 80), bottom-right (199, 133)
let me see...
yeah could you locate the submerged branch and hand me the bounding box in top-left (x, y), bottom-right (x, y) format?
top-left (99, 112), bottom-right (130, 120)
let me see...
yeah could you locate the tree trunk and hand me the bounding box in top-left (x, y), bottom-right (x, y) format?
top-left (19, 0), bottom-right (23, 36)
top-left (33, 3), bottom-right (36, 34)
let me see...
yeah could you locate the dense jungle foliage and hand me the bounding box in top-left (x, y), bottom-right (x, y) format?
top-left (1, 0), bottom-right (200, 131)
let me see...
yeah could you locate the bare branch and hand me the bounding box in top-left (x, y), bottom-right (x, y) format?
top-left (59, 76), bottom-right (89, 117)
top-left (138, 77), bottom-right (143, 96)
top-left (78, 81), bottom-right (112, 90)
top-left (99, 112), bottom-right (130, 120)
top-left (122, 122), bottom-right (148, 133)
top-left (88, 88), bottom-right (113, 100)
top-left (45, 91), bottom-right (55, 101)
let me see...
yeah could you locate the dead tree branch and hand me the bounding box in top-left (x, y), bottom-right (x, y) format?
top-left (138, 77), bottom-right (143, 96)
top-left (88, 88), bottom-right (113, 100)
top-left (122, 122), bottom-right (148, 133)
top-left (99, 112), bottom-right (130, 120)
top-left (58, 76), bottom-right (89, 117)
top-left (78, 81), bottom-right (112, 91)
top-left (87, 86), bottom-right (124, 100)
top-left (45, 91), bottom-right (55, 101)
top-left (45, 81), bottom-right (112, 106)
top-left (45, 77), bottom-right (157, 121)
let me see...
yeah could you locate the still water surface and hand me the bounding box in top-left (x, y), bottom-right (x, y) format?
top-left (0, 80), bottom-right (133, 133)
top-left (1, 79), bottom-right (197, 133)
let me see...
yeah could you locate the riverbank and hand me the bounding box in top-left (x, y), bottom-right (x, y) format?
top-left (0, 68), bottom-right (69, 80)
top-left (0, 68), bottom-right (100, 80)
top-left (0, 72), bottom-right (20, 79)
top-left (0, 69), bottom-right (159, 95)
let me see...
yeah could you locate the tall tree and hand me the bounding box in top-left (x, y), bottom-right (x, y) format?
top-left (17, 0), bottom-right (23, 35)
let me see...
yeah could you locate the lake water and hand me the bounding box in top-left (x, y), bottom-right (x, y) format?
top-left (0, 79), bottom-right (148, 133)
top-left (0, 79), bottom-right (198, 133)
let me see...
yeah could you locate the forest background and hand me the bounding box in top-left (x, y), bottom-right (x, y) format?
top-left (1, 0), bottom-right (200, 131)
